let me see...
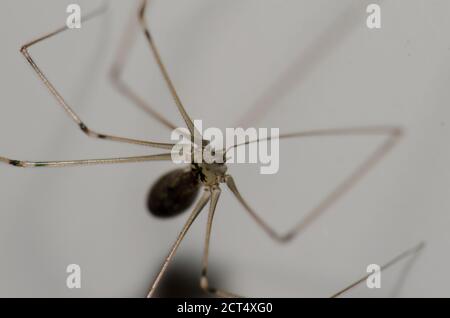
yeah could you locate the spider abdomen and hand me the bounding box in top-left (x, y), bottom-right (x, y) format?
top-left (147, 168), bottom-right (200, 218)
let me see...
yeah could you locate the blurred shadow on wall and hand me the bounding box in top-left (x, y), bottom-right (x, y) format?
top-left (236, 0), bottom-right (383, 127)
top-left (151, 243), bottom-right (423, 298)
top-left (152, 256), bottom-right (224, 298)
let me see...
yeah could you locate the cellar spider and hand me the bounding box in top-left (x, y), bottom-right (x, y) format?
top-left (0, 0), bottom-right (424, 297)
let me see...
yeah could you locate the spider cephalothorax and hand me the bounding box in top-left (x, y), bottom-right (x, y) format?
top-left (193, 162), bottom-right (228, 186)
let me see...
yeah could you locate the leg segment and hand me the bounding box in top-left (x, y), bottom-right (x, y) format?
top-left (147, 189), bottom-right (211, 298)
top-left (0, 153), bottom-right (171, 168)
top-left (200, 187), bottom-right (241, 297)
top-left (20, 4), bottom-right (173, 150)
top-left (330, 242), bottom-right (425, 298)
top-left (109, 6), bottom-right (178, 131)
top-left (226, 126), bottom-right (403, 243)
top-left (138, 0), bottom-right (201, 141)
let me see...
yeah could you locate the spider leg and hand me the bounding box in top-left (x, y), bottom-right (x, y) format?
top-left (146, 189), bottom-right (211, 298)
top-left (0, 153), bottom-right (171, 168)
top-left (330, 242), bottom-right (425, 298)
top-left (19, 3), bottom-right (173, 150)
top-left (200, 187), bottom-right (241, 298)
top-left (226, 126), bottom-right (403, 243)
top-left (109, 4), bottom-right (178, 131)
top-left (138, 0), bottom-right (202, 143)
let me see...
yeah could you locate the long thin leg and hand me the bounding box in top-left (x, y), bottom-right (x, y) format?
top-left (109, 5), bottom-right (178, 131)
top-left (138, 0), bottom-right (201, 141)
top-left (200, 187), bottom-right (241, 298)
top-left (226, 126), bottom-right (402, 243)
top-left (147, 189), bottom-right (211, 298)
top-left (225, 126), bottom-right (402, 153)
top-left (0, 153), bottom-right (171, 168)
top-left (20, 4), bottom-right (173, 150)
top-left (389, 240), bottom-right (423, 297)
top-left (330, 242), bottom-right (425, 298)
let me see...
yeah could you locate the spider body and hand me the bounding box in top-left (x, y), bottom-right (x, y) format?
top-left (148, 145), bottom-right (228, 217)
top-left (147, 168), bottom-right (200, 218)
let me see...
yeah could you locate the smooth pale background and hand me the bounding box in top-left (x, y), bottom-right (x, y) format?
top-left (0, 0), bottom-right (449, 297)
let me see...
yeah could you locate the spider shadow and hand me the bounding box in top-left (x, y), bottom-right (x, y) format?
top-left (152, 256), bottom-right (225, 298)
top-left (237, 0), bottom-right (383, 127)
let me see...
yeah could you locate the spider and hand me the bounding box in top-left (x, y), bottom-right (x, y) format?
top-left (0, 0), bottom-right (423, 297)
